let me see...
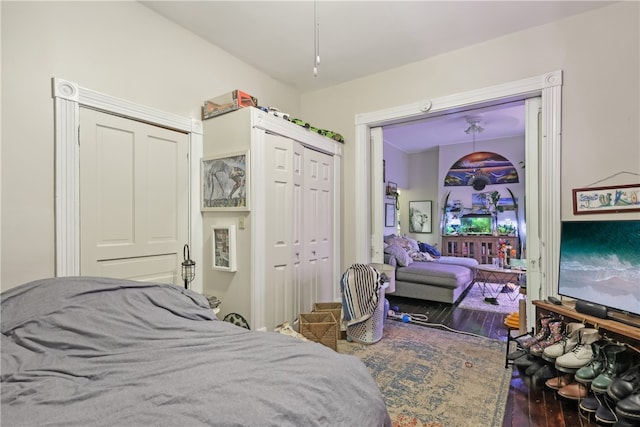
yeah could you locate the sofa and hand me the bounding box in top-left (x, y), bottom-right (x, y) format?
top-left (383, 235), bottom-right (478, 304)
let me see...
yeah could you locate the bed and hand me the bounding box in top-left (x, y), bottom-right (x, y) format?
top-left (1, 277), bottom-right (391, 427)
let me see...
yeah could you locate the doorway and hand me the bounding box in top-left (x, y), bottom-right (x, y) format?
top-left (354, 71), bottom-right (562, 329)
top-left (52, 78), bottom-right (204, 292)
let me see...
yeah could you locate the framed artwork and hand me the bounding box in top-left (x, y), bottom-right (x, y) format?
top-left (386, 181), bottom-right (397, 198)
top-left (385, 203), bottom-right (396, 227)
top-left (201, 151), bottom-right (249, 211)
top-left (573, 184), bottom-right (640, 215)
top-left (212, 225), bottom-right (237, 272)
top-left (409, 200), bottom-right (432, 233)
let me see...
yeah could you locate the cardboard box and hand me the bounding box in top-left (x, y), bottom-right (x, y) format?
top-left (202, 90), bottom-right (258, 119)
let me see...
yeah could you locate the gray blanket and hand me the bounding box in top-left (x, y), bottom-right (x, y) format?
top-left (1, 277), bottom-right (390, 427)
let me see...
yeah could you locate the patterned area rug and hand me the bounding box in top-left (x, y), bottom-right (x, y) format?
top-left (457, 283), bottom-right (524, 314)
top-left (338, 320), bottom-right (510, 427)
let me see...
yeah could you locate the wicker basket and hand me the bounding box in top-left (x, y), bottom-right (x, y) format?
top-left (313, 302), bottom-right (342, 326)
top-left (299, 312), bottom-right (338, 351)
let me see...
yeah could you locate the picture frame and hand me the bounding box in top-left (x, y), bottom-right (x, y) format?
top-left (201, 151), bottom-right (249, 211)
top-left (385, 203), bottom-right (396, 227)
top-left (572, 183), bottom-right (640, 215)
top-left (386, 181), bottom-right (397, 198)
top-left (409, 200), bottom-right (432, 233)
top-left (212, 225), bottom-right (237, 272)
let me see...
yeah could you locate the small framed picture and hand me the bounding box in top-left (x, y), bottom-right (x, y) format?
top-left (573, 184), bottom-right (640, 214)
top-left (385, 203), bottom-right (396, 227)
top-left (386, 181), bottom-right (397, 198)
top-left (212, 225), bottom-right (237, 272)
top-left (409, 200), bottom-right (432, 233)
top-left (201, 151), bottom-right (249, 211)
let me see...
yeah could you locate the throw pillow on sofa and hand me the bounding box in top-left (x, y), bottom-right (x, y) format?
top-left (418, 242), bottom-right (441, 258)
top-left (384, 243), bottom-right (413, 267)
top-left (408, 249), bottom-right (434, 262)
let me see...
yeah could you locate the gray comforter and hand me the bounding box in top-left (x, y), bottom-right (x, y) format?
top-left (1, 277), bottom-right (390, 427)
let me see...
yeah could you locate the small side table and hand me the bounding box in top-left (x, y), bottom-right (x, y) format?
top-left (474, 264), bottom-right (526, 301)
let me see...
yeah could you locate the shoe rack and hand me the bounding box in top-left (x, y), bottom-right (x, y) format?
top-left (532, 300), bottom-right (640, 349)
top-left (530, 300), bottom-right (640, 426)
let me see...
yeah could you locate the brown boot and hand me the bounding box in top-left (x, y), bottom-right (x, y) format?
top-left (545, 374), bottom-right (573, 390)
top-left (558, 381), bottom-right (589, 400)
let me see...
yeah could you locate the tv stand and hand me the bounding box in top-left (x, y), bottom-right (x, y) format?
top-left (533, 300), bottom-right (640, 348)
top-left (607, 310), bottom-right (640, 329)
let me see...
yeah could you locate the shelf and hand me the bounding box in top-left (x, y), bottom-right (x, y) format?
top-left (533, 300), bottom-right (640, 347)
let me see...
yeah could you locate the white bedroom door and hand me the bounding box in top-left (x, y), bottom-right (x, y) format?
top-left (79, 107), bottom-right (189, 283)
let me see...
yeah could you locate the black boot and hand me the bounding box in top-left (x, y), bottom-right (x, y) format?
top-left (595, 393), bottom-right (618, 425)
top-left (609, 365), bottom-right (640, 402)
top-left (616, 392), bottom-right (640, 423)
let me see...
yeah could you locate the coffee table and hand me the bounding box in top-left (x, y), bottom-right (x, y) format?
top-left (474, 264), bottom-right (526, 301)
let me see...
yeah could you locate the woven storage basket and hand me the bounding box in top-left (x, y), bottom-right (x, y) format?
top-left (313, 302), bottom-right (342, 326)
top-left (299, 312), bottom-right (338, 351)
top-left (346, 283), bottom-right (388, 344)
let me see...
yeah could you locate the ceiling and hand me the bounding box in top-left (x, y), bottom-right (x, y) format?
top-left (140, 1), bottom-right (613, 152)
top-left (382, 100), bottom-right (526, 153)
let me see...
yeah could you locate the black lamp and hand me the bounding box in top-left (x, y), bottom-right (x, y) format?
top-left (182, 244), bottom-right (195, 289)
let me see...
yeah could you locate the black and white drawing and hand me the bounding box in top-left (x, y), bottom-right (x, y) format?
top-left (409, 200), bottom-right (432, 233)
top-left (201, 151), bottom-right (249, 211)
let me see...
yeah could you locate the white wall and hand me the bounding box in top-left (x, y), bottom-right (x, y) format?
top-left (300, 2), bottom-right (640, 271)
top-left (2, 2), bottom-right (639, 291)
top-left (1, 1), bottom-right (301, 290)
top-left (382, 143), bottom-right (407, 235)
top-left (403, 149), bottom-right (439, 244)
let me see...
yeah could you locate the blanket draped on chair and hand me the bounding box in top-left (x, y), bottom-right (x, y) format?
top-left (341, 264), bottom-right (381, 326)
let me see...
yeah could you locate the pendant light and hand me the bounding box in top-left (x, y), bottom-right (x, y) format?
top-left (464, 115), bottom-right (490, 191)
top-left (313, 0), bottom-right (320, 77)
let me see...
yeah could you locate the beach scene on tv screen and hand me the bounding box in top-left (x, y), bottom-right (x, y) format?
top-left (558, 220), bottom-right (640, 315)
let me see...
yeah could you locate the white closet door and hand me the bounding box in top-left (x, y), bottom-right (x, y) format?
top-left (80, 107), bottom-right (189, 283)
top-left (302, 147), bottom-right (334, 312)
top-left (263, 133), bottom-right (303, 330)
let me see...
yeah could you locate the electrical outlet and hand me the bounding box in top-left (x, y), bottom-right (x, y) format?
top-left (238, 217), bottom-right (245, 230)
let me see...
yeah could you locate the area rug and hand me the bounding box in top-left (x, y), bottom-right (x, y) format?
top-left (338, 320), bottom-right (510, 427)
top-left (457, 283), bottom-right (524, 314)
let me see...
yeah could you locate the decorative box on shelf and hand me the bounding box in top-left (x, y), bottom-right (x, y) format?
top-left (202, 90), bottom-right (258, 119)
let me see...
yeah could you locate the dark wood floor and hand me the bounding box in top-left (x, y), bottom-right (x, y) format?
top-left (386, 294), bottom-right (600, 427)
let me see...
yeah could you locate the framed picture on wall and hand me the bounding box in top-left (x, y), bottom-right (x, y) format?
top-left (201, 151), bottom-right (249, 211)
top-left (573, 184), bottom-right (640, 214)
top-left (385, 203), bottom-right (396, 227)
top-left (212, 225), bottom-right (237, 272)
top-left (409, 200), bottom-right (432, 233)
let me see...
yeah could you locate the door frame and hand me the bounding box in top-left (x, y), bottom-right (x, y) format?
top-left (354, 71), bottom-right (562, 327)
top-left (52, 78), bottom-right (204, 292)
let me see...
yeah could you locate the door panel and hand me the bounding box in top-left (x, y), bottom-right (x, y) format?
top-left (80, 108), bottom-right (188, 283)
top-left (304, 148), bottom-right (334, 306)
top-left (263, 133), bottom-right (298, 329)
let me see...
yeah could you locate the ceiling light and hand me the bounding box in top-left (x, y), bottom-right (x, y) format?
top-left (464, 115), bottom-right (484, 135)
top-left (313, 0), bottom-right (320, 77)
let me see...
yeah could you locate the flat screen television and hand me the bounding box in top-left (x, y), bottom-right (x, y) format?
top-left (558, 220), bottom-right (640, 317)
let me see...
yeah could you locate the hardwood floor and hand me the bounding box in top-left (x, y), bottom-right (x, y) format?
top-left (386, 294), bottom-right (600, 427)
